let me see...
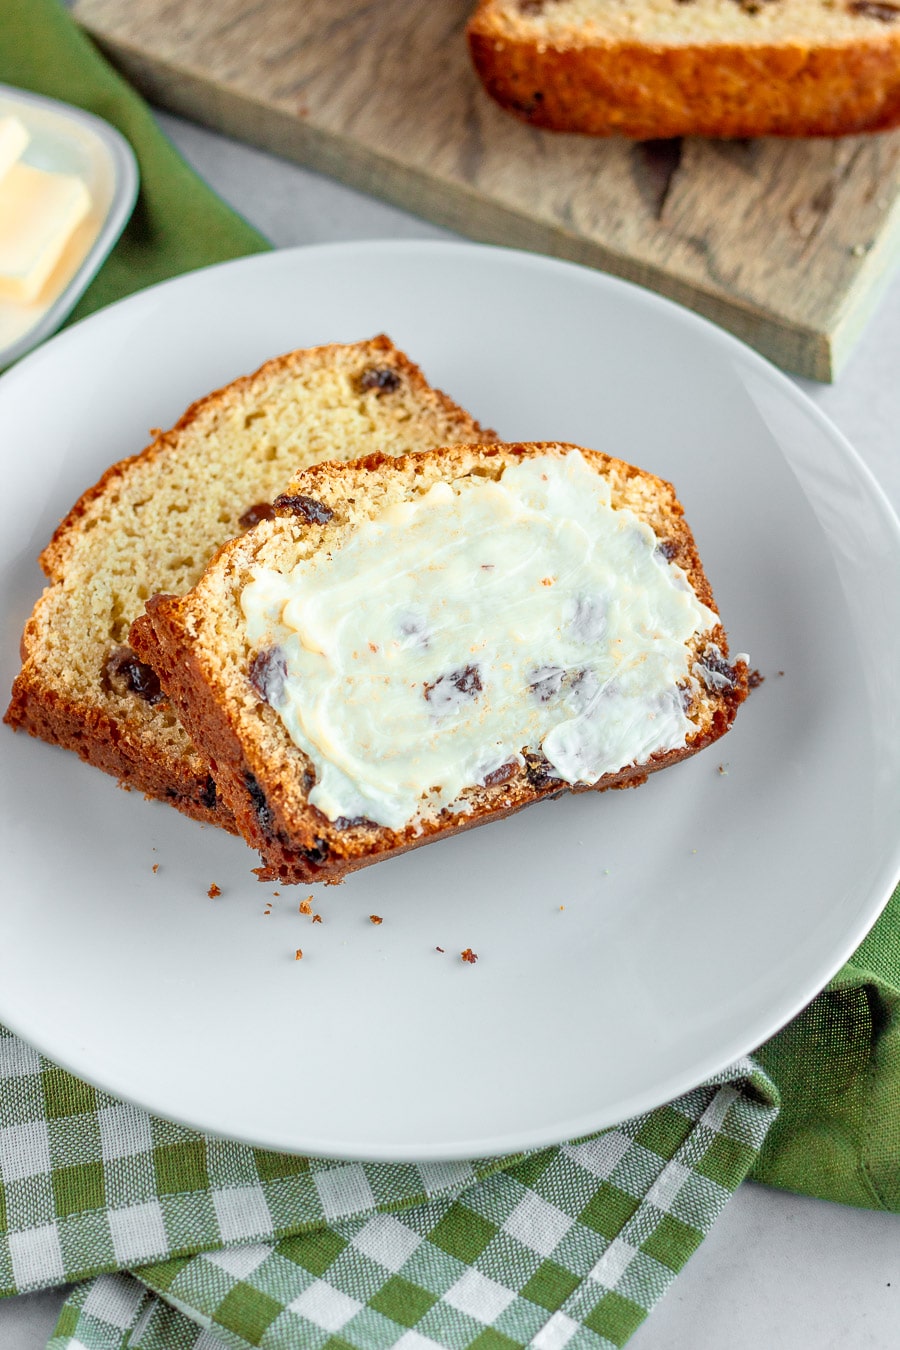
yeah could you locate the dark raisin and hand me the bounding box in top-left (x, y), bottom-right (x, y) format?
top-left (704, 654), bottom-right (737, 680)
top-left (333, 815), bottom-right (377, 830)
top-left (454, 665), bottom-right (482, 695)
top-left (249, 647), bottom-right (287, 706)
top-left (238, 502), bottom-right (276, 529)
top-left (425, 664), bottom-right (483, 706)
top-left (358, 366), bottom-right (401, 393)
top-left (199, 775), bottom-right (217, 810)
top-left (656, 539), bottom-right (677, 561)
top-left (244, 771), bottom-right (274, 833)
top-left (104, 645), bottom-right (166, 705)
top-left (483, 761), bottom-right (518, 787)
top-left (302, 838), bottom-right (330, 867)
top-left (698, 647), bottom-right (738, 691)
top-left (848, 0), bottom-right (899, 15)
top-left (529, 666), bottom-right (565, 702)
top-left (272, 493), bottom-right (334, 524)
top-left (523, 751), bottom-right (562, 790)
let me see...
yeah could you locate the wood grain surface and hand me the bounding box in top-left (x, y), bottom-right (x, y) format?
top-left (74, 0), bottom-right (900, 380)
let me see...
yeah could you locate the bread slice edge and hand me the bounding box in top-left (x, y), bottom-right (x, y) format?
top-left (136, 440), bottom-right (749, 884)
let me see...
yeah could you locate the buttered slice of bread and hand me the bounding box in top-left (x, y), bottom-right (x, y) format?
top-left (467, 0), bottom-right (900, 138)
top-left (137, 441), bottom-right (749, 883)
top-left (4, 338), bottom-right (493, 827)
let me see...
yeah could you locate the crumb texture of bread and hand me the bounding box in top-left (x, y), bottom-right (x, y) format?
top-left (139, 441), bottom-right (749, 884)
top-left (467, 0), bottom-right (900, 138)
top-left (3, 338), bottom-right (493, 826)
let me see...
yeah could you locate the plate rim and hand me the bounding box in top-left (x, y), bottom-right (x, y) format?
top-left (1, 237), bottom-right (899, 1160)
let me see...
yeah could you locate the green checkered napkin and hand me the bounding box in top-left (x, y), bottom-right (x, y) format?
top-left (0, 1026), bottom-right (777, 1350)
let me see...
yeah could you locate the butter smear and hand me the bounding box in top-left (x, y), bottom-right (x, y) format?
top-left (241, 451), bottom-right (719, 831)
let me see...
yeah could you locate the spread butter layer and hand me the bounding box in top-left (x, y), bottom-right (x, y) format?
top-left (241, 451), bottom-right (719, 831)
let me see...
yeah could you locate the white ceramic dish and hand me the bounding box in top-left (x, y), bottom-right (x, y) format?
top-left (0, 83), bottom-right (138, 368)
top-left (1, 241), bottom-right (898, 1161)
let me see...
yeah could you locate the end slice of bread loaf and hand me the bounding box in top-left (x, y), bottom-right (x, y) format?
top-left (467, 0), bottom-right (900, 138)
top-left (137, 441), bottom-right (749, 884)
top-left (4, 338), bottom-right (493, 827)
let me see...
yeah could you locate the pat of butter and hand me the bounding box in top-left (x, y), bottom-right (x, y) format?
top-left (0, 161), bottom-right (91, 304)
top-left (0, 116), bottom-right (29, 186)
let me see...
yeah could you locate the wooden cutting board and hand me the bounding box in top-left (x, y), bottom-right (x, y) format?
top-left (74, 0), bottom-right (900, 380)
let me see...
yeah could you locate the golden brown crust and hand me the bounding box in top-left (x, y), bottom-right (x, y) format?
top-left (3, 654), bottom-right (230, 826)
top-left (138, 441), bottom-right (749, 884)
top-left (467, 11), bottom-right (900, 138)
top-left (5, 338), bottom-right (492, 829)
top-left (40, 337), bottom-right (486, 580)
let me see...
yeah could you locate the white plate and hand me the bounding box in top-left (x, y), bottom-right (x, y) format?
top-left (1, 242), bottom-right (899, 1161)
top-left (0, 83), bottom-right (138, 368)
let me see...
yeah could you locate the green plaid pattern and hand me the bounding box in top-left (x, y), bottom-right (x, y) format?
top-left (0, 1029), bottom-right (523, 1295)
top-left (0, 1027), bottom-right (777, 1350)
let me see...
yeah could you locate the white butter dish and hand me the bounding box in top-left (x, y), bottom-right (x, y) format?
top-left (0, 83), bottom-right (138, 368)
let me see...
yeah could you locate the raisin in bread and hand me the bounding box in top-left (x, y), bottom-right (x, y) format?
top-left (136, 441), bottom-right (749, 883)
top-left (467, 0), bottom-right (900, 138)
top-left (4, 338), bottom-right (493, 827)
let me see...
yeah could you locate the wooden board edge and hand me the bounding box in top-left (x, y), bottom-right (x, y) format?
top-left (828, 203), bottom-right (900, 380)
top-left (79, 21), bottom-right (845, 382)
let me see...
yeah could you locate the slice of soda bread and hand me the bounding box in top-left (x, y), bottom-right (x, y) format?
top-left (4, 338), bottom-right (493, 828)
top-left (467, 0), bottom-right (900, 139)
top-left (137, 441), bottom-right (749, 882)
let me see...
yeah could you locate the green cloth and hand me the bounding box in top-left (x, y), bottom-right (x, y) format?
top-left (752, 881), bottom-right (900, 1211)
top-left (0, 0), bottom-right (268, 327)
top-left (0, 2), bottom-right (898, 1346)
